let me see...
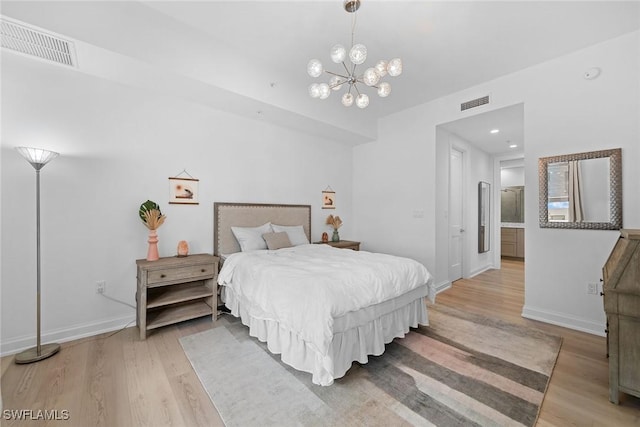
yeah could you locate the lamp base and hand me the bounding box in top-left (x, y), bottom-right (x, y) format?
top-left (14, 343), bottom-right (60, 364)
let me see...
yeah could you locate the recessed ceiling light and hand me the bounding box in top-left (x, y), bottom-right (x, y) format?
top-left (509, 143), bottom-right (518, 148)
top-left (490, 129), bottom-right (500, 134)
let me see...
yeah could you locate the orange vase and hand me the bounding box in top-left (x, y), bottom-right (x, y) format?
top-left (147, 229), bottom-right (159, 261)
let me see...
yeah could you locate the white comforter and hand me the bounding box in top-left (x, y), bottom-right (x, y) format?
top-left (218, 244), bottom-right (433, 357)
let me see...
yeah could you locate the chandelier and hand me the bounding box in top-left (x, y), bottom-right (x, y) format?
top-left (307, 0), bottom-right (402, 109)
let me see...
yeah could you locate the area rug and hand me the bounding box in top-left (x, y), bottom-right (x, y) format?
top-left (180, 304), bottom-right (562, 426)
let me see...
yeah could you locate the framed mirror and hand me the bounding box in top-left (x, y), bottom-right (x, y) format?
top-left (538, 148), bottom-right (622, 229)
top-left (478, 181), bottom-right (490, 252)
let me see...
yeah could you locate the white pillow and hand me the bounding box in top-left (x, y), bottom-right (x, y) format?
top-left (231, 222), bottom-right (273, 252)
top-left (271, 224), bottom-right (309, 246)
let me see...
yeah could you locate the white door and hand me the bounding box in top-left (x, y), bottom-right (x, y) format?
top-left (449, 147), bottom-right (464, 281)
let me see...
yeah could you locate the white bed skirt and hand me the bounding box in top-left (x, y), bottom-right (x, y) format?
top-left (222, 287), bottom-right (429, 386)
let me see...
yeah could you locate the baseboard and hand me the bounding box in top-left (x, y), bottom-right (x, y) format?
top-left (521, 305), bottom-right (606, 337)
top-left (0, 314), bottom-right (136, 357)
top-left (468, 264), bottom-right (494, 279)
top-left (434, 280), bottom-right (452, 294)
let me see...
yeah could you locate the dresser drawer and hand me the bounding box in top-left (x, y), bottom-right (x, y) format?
top-left (147, 263), bottom-right (215, 285)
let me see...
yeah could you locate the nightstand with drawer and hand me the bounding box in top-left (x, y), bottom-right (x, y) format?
top-left (136, 254), bottom-right (219, 339)
top-left (313, 240), bottom-right (361, 251)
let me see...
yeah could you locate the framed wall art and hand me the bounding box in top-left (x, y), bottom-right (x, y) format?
top-left (169, 173), bottom-right (199, 205)
top-left (322, 188), bottom-right (335, 209)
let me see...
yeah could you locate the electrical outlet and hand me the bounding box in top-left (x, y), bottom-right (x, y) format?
top-left (587, 283), bottom-right (598, 295)
top-left (96, 280), bottom-right (106, 294)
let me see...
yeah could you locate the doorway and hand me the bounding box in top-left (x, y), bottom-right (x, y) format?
top-left (434, 103), bottom-right (524, 289)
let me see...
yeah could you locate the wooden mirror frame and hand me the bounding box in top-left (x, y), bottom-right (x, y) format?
top-left (538, 148), bottom-right (622, 230)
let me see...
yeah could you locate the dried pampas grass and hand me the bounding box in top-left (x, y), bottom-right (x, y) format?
top-left (142, 208), bottom-right (166, 230)
top-left (326, 214), bottom-right (343, 230)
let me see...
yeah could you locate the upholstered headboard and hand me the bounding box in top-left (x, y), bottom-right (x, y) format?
top-left (214, 202), bottom-right (312, 256)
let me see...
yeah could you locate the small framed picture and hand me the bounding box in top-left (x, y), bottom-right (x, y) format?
top-left (169, 177), bottom-right (199, 205)
top-left (322, 190), bottom-right (335, 209)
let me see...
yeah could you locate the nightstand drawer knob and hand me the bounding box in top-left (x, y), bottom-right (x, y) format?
top-left (160, 274), bottom-right (166, 278)
top-left (201, 269), bottom-right (206, 273)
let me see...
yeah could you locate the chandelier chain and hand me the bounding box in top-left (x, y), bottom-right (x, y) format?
top-left (351, 9), bottom-right (357, 49)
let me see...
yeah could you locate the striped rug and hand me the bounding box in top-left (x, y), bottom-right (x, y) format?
top-left (180, 304), bottom-right (562, 426)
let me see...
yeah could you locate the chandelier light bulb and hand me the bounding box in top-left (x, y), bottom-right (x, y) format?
top-left (387, 58), bottom-right (403, 77)
top-left (342, 93), bottom-right (354, 107)
top-left (329, 75), bottom-right (343, 91)
top-left (363, 68), bottom-right (380, 86)
top-left (377, 82), bottom-right (391, 97)
top-left (309, 83), bottom-right (321, 98)
top-left (318, 83), bottom-right (331, 99)
top-left (330, 44), bottom-right (347, 63)
top-left (356, 93), bottom-right (369, 108)
top-left (375, 60), bottom-right (388, 77)
top-left (307, 59), bottom-right (324, 78)
top-left (349, 44), bottom-right (367, 65)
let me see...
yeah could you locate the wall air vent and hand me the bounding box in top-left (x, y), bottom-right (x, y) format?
top-left (1, 18), bottom-right (76, 67)
top-left (461, 95), bottom-right (489, 111)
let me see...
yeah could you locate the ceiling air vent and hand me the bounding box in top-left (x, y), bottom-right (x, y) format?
top-left (1, 18), bottom-right (76, 67)
top-left (461, 95), bottom-right (489, 111)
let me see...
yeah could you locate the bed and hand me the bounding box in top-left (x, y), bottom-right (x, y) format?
top-left (214, 202), bottom-right (435, 386)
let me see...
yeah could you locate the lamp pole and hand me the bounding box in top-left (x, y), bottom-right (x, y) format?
top-left (15, 147), bottom-right (61, 364)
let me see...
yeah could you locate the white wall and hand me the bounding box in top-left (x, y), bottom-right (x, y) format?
top-left (501, 166), bottom-right (525, 187)
top-left (0, 53), bottom-right (354, 354)
top-left (354, 30), bottom-right (640, 335)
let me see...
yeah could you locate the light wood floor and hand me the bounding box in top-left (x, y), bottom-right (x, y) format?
top-left (1, 259), bottom-right (639, 426)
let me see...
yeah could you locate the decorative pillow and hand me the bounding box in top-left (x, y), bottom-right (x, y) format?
top-left (262, 232), bottom-right (292, 250)
top-left (231, 222), bottom-right (272, 252)
top-left (271, 224), bottom-right (309, 246)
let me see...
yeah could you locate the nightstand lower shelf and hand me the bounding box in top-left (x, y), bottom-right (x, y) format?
top-left (147, 282), bottom-right (213, 308)
top-left (146, 301), bottom-right (213, 331)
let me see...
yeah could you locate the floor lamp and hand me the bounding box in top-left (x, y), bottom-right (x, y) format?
top-left (14, 146), bottom-right (61, 364)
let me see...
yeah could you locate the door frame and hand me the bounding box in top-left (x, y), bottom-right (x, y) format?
top-left (449, 144), bottom-right (467, 281)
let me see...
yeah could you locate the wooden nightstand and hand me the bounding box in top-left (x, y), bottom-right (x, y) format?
top-left (136, 254), bottom-right (219, 339)
top-left (314, 240), bottom-right (360, 251)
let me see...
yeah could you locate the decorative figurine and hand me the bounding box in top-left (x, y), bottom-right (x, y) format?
top-left (177, 240), bottom-right (189, 257)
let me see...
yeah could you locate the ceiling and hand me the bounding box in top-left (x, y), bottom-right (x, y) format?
top-left (439, 103), bottom-right (524, 155)
top-left (2, 1), bottom-right (639, 145)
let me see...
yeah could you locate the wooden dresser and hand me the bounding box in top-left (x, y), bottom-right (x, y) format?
top-left (602, 229), bottom-right (640, 404)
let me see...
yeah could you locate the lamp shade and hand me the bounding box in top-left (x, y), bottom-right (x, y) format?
top-left (16, 147), bottom-right (59, 170)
